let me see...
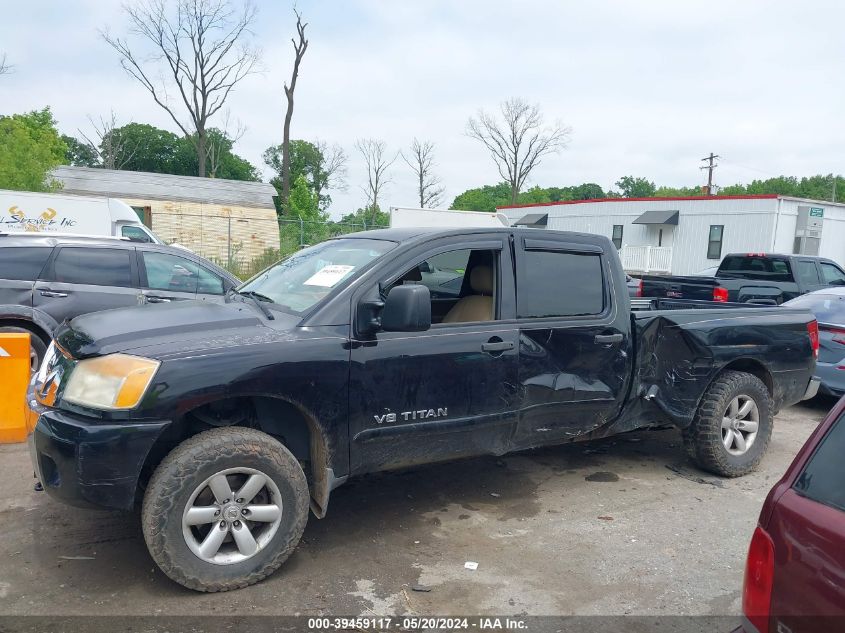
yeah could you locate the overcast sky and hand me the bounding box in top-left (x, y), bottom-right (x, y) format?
top-left (2, 0), bottom-right (844, 217)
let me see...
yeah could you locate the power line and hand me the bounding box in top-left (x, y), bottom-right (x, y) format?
top-left (718, 157), bottom-right (780, 177)
top-left (700, 152), bottom-right (720, 195)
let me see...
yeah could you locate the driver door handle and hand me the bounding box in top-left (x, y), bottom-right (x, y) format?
top-left (482, 340), bottom-right (515, 353)
top-left (594, 333), bottom-right (623, 345)
top-left (145, 295), bottom-right (171, 303)
top-left (39, 289), bottom-right (67, 298)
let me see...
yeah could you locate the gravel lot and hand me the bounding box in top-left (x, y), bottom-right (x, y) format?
top-left (0, 397), bottom-right (836, 619)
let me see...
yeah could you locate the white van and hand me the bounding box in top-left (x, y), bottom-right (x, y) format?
top-left (0, 189), bottom-right (162, 243)
top-left (389, 206), bottom-right (510, 229)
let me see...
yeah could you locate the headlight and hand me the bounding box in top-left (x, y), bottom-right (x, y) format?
top-left (63, 354), bottom-right (160, 410)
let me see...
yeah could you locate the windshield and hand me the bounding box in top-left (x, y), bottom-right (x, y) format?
top-left (238, 238), bottom-right (396, 314)
top-left (784, 293), bottom-right (845, 324)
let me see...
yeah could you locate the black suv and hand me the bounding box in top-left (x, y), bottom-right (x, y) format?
top-left (0, 234), bottom-right (239, 369)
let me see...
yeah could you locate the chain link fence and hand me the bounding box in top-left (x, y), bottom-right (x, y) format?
top-left (153, 211), bottom-right (388, 280)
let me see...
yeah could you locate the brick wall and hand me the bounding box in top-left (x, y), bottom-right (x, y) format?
top-left (120, 198), bottom-right (280, 265)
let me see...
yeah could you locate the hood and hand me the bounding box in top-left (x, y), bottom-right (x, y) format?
top-left (55, 299), bottom-right (300, 359)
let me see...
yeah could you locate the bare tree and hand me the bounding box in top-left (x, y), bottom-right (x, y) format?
top-left (402, 138), bottom-right (444, 208)
top-left (101, 0), bottom-right (260, 177)
top-left (206, 110), bottom-right (246, 178)
top-left (0, 53), bottom-right (11, 75)
top-left (79, 111), bottom-right (139, 170)
top-left (280, 9), bottom-right (309, 211)
top-left (314, 140), bottom-right (347, 196)
top-left (355, 138), bottom-right (397, 223)
top-left (467, 98), bottom-right (571, 204)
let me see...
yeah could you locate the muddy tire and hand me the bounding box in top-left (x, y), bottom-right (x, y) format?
top-left (141, 427), bottom-right (309, 592)
top-left (683, 370), bottom-right (773, 477)
top-left (0, 326), bottom-right (47, 372)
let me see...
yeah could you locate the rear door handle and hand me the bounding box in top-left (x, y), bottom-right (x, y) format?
top-left (39, 289), bottom-right (67, 298)
top-left (594, 333), bottom-right (623, 345)
top-left (482, 341), bottom-right (515, 353)
top-left (145, 295), bottom-right (171, 303)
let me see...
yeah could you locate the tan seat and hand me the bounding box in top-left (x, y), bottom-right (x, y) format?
top-left (442, 265), bottom-right (494, 323)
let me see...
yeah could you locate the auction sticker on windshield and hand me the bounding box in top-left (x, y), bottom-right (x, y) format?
top-left (304, 265), bottom-right (355, 287)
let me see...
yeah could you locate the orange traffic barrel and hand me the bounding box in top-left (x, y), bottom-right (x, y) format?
top-left (0, 333), bottom-right (32, 443)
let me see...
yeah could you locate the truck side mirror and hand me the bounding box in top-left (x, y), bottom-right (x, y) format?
top-left (381, 284), bottom-right (431, 332)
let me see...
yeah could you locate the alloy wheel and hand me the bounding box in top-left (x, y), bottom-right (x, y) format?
top-left (721, 395), bottom-right (759, 456)
top-left (181, 467), bottom-right (283, 565)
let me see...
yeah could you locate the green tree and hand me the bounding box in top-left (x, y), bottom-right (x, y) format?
top-left (450, 182), bottom-right (512, 212)
top-left (0, 108), bottom-right (67, 191)
top-left (103, 123), bottom-right (182, 173)
top-left (336, 207), bottom-right (390, 229)
top-left (178, 129), bottom-right (260, 181)
top-left (654, 185), bottom-right (703, 197)
top-left (796, 174), bottom-right (844, 201)
top-left (566, 183), bottom-right (606, 200)
top-left (93, 123), bottom-right (259, 180)
top-left (615, 176), bottom-right (656, 198)
top-left (62, 135), bottom-right (99, 167)
top-left (264, 139), bottom-right (346, 214)
top-left (284, 175), bottom-right (329, 246)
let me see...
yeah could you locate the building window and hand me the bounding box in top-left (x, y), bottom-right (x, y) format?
top-left (611, 225), bottom-right (623, 250)
top-left (707, 225), bottom-right (724, 260)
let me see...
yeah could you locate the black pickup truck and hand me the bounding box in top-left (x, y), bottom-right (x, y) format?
top-left (27, 228), bottom-right (820, 592)
top-left (640, 253), bottom-right (845, 304)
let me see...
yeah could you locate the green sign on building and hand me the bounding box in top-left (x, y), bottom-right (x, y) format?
top-left (809, 207), bottom-right (824, 217)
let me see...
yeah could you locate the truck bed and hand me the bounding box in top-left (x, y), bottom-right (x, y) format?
top-left (620, 298), bottom-right (816, 429)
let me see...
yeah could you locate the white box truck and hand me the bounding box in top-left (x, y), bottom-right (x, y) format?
top-left (0, 189), bottom-right (162, 243)
top-left (389, 206), bottom-right (510, 229)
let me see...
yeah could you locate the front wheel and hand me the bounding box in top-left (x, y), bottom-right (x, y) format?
top-left (141, 427), bottom-right (309, 592)
top-left (683, 370), bottom-right (773, 477)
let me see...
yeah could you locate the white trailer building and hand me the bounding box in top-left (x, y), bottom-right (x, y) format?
top-left (498, 194), bottom-right (845, 275)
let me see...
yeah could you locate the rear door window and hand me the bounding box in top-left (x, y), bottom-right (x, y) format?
top-left (52, 248), bottom-right (134, 287)
top-left (518, 250), bottom-right (605, 318)
top-left (794, 413), bottom-right (845, 512)
top-left (795, 260), bottom-right (822, 286)
top-left (0, 247), bottom-right (52, 281)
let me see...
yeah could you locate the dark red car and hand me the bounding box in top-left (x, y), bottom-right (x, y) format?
top-left (737, 396), bottom-right (845, 633)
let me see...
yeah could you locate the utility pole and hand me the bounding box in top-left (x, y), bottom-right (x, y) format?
top-left (700, 153), bottom-right (720, 195)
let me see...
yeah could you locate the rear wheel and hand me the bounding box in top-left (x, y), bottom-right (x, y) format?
top-left (0, 326), bottom-right (47, 372)
top-left (141, 427), bottom-right (309, 592)
top-left (683, 370), bottom-right (773, 477)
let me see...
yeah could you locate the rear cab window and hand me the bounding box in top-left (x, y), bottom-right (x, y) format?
top-left (0, 247), bottom-right (52, 281)
top-left (793, 412), bottom-right (845, 512)
top-left (717, 255), bottom-right (793, 282)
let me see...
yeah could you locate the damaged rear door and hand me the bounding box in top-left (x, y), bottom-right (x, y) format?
top-left (512, 236), bottom-right (632, 447)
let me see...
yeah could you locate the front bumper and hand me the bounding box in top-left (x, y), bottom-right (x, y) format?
top-left (28, 407), bottom-right (171, 511)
